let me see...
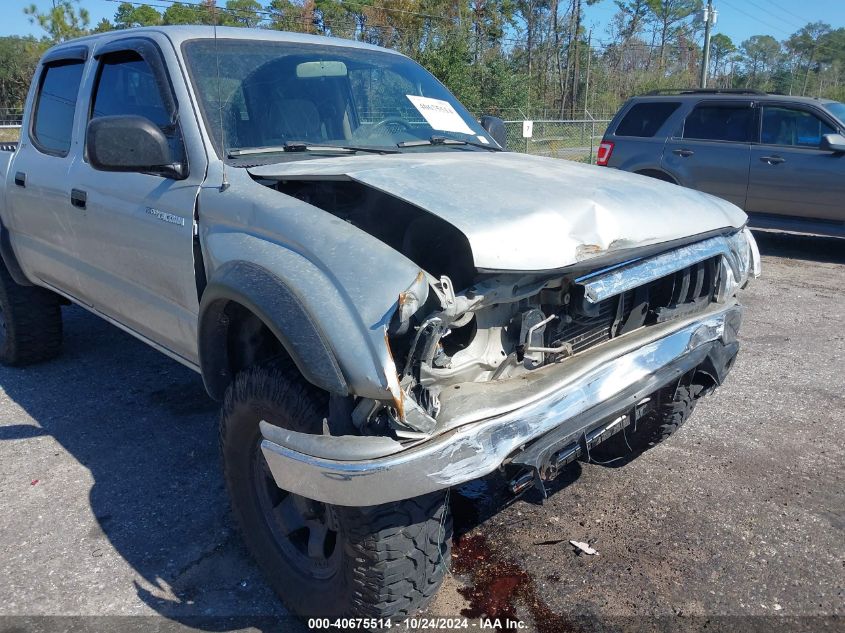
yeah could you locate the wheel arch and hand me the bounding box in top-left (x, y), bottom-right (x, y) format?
top-left (0, 217), bottom-right (33, 286)
top-left (635, 168), bottom-right (679, 185)
top-left (198, 260), bottom-right (348, 401)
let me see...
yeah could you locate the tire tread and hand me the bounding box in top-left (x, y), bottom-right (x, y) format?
top-left (0, 262), bottom-right (62, 366)
top-left (219, 365), bottom-right (451, 621)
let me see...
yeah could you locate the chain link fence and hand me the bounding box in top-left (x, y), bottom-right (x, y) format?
top-left (0, 108), bottom-right (23, 128)
top-left (504, 116), bottom-right (612, 163)
top-left (0, 109), bottom-right (23, 142)
top-left (0, 106), bottom-right (616, 163)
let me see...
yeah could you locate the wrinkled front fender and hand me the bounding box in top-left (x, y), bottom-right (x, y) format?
top-left (197, 171), bottom-right (428, 400)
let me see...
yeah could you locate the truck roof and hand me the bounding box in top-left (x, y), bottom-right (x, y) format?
top-left (42, 25), bottom-right (404, 59)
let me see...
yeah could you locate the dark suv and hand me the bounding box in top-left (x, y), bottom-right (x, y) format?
top-left (598, 89), bottom-right (845, 236)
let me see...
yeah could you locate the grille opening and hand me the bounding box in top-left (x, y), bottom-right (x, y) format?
top-left (542, 257), bottom-right (719, 361)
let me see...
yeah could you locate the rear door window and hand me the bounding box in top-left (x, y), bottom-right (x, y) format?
top-left (31, 60), bottom-right (85, 156)
top-left (682, 103), bottom-right (754, 143)
top-left (615, 102), bottom-right (681, 137)
top-left (761, 106), bottom-right (835, 147)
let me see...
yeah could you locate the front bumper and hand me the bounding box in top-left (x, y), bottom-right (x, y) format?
top-left (261, 301), bottom-right (743, 507)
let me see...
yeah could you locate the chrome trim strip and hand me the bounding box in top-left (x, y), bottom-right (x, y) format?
top-left (260, 301), bottom-right (741, 507)
top-left (577, 234), bottom-right (737, 303)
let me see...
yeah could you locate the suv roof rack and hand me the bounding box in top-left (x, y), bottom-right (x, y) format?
top-left (645, 88), bottom-right (768, 96)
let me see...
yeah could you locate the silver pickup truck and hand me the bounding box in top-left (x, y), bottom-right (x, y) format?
top-left (0, 26), bottom-right (759, 621)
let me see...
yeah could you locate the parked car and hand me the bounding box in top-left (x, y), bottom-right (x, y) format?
top-left (0, 27), bottom-right (759, 622)
top-left (597, 89), bottom-right (845, 237)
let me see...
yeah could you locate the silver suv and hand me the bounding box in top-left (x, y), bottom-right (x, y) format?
top-left (598, 89), bottom-right (845, 237)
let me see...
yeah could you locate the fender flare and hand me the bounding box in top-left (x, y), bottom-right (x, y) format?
top-left (198, 260), bottom-right (348, 400)
top-left (0, 217), bottom-right (33, 286)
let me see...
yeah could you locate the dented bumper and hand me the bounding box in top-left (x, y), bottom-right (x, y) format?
top-left (260, 301), bottom-right (743, 507)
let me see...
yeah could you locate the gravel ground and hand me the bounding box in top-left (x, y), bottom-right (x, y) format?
top-left (0, 230), bottom-right (842, 633)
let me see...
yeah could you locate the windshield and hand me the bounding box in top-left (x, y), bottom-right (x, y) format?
top-left (823, 102), bottom-right (845, 125)
top-left (181, 39), bottom-right (495, 159)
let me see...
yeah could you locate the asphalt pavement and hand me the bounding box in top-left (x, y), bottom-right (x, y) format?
top-left (0, 230), bottom-right (842, 633)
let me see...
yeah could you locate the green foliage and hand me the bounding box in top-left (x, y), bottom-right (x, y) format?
top-left (0, 36), bottom-right (48, 108)
top-left (162, 1), bottom-right (216, 25)
top-left (10, 0), bottom-right (845, 116)
top-left (24, 0), bottom-right (90, 42)
top-left (225, 0), bottom-right (264, 27)
top-left (739, 35), bottom-right (782, 90)
top-left (266, 0), bottom-right (311, 30)
top-left (114, 2), bottom-right (162, 28)
top-left (92, 17), bottom-right (113, 32)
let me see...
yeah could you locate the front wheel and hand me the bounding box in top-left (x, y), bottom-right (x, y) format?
top-left (220, 366), bottom-right (451, 619)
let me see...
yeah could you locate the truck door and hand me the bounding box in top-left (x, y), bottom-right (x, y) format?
top-left (68, 37), bottom-right (204, 364)
top-left (661, 100), bottom-right (754, 209)
top-left (4, 47), bottom-right (89, 295)
top-left (746, 103), bottom-right (845, 223)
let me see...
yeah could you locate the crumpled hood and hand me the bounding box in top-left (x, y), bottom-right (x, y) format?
top-left (249, 151), bottom-right (747, 271)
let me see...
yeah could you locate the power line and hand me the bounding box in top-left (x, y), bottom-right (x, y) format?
top-left (719, 0), bottom-right (838, 56)
top-left (719, 0), bottom-right (796, 37)
top-left (768, 0), bottom-right (814, 26)
top-left (743, 0), bottom-right (806, 31)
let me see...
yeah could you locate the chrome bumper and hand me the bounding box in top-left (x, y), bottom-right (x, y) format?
top-left (260, 301), bottom-right (742, 507)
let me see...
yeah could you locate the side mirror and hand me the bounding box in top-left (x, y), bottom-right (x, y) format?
top-left (480, 115), bottom-right (507, 149)
top-left (820, 133), bottom-right (845, 153)
top-left (87, 115), bottom-right (184, 178)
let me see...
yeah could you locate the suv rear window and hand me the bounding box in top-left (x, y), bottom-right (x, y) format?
top-left (682, 104), bottom-right (753, 143)
top-left (615, 102), bottom-right (680, 137)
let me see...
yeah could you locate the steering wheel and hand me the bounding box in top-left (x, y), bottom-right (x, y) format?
top-left (360, 117), bottom-right (414, 139)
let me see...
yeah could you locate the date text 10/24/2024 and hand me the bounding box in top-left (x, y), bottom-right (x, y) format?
top-left (307, 617), bottom-right (529, 630)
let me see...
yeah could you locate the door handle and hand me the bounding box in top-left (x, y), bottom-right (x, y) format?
top-left (760, 155), bottom-right (785, 165)
top-left (70, 188), bottom-right (87, 209)
top-left (672, 149), bottom-right (694, 157)
top-left (14, 172), bottom-right (25, 187)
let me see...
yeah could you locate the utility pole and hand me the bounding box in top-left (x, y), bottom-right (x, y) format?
top-left (700, 0), bottom-right (715, 88)
top-left (583, 29), bottom-right (592, 118)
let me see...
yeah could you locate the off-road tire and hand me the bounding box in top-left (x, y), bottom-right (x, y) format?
top-left (0, 261), bottom-right (62, 366)
top-left (220, 365), bottom-right (452, 620)
top-left (590, 383), bottom-right (701, 462)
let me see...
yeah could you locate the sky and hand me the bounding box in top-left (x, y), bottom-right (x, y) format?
top-left (3, 0), bottom-right (845, 45)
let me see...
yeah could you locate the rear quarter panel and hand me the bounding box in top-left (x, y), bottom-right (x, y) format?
top-left (604, 99), bottom-right (687, 177)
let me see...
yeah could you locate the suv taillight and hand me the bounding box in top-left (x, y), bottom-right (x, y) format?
top-left (596, 141), bottom-right (614, 166)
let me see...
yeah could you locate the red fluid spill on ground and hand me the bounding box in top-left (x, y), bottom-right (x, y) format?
top-left (451, 533), bottom-right (578, 633)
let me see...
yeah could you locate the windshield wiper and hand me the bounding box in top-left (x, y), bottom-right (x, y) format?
top-left (228, 142), bottom-right (398, 158)
top-left (397, 135), bottom-right (502, 151)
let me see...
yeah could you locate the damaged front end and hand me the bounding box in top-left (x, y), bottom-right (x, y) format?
top-left (249, 163), bottom-right (760, 506)
top-left (356, 228), bottom-right (760, 440)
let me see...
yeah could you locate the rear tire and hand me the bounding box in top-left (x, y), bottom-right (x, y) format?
top-left (0, 261), bottom-right (62, 366)
top-left (220, 366), bottom-right (451, 619)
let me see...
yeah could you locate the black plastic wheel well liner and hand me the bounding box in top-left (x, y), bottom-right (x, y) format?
top-left (199, 260), bottom-right (348, 400)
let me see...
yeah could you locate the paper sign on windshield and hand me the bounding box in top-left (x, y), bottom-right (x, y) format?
top-left (406, 95), bottom-right (474, 135)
